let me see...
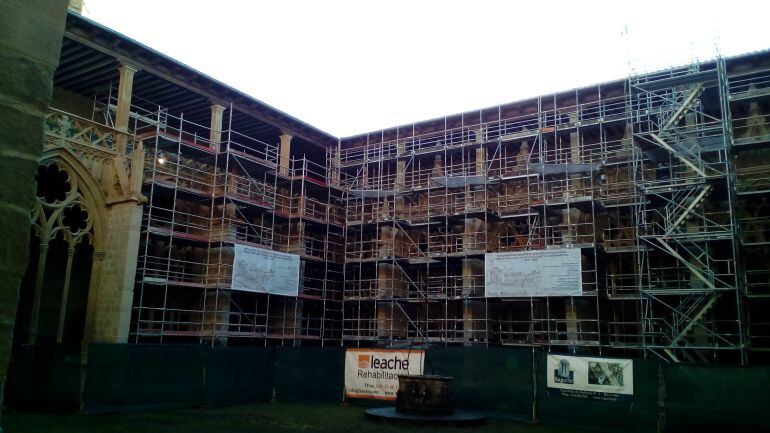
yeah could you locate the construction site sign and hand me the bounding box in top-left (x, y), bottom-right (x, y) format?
top-left (547, 354), bottom-right (633, 401)
top-left (344, 348), bottom-right (425, 400)
top-left (231, 244), bottom-right (300, 296)
top-left (485, 249), bottom-right (583, 297)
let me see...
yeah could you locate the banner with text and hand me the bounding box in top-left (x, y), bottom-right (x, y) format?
top-left (547, 354), bottom-right (633, 401)
top-left (485, 249), bottom-right (583, 297)
top-left (344, 348), bottom-right (425, 400)
top-left (231, 244), bottom-right (300, 296)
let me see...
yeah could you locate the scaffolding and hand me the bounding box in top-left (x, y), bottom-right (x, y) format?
top-left (98, 93), bottom-right (347, 346)
top-left (336, 54), bottom-right (770, 363)
top-left (83, 50), bottom-right (770, 362)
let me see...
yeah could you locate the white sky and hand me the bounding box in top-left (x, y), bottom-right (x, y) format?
top-left (82, 0), bottom-right (770, 137)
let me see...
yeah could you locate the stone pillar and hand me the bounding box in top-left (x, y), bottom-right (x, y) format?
top-left (379, 226), bottom-right (397, 257)
top-left (285, 221), bottom-right (306, 255)
top-left (621, 122), bottom-right (633, 148)
top-left (268, 297), bottom-right (300, 339)
top-left (515, 141), bottom-right (530, 172)
top-left (463, 300), bottom-right (485, 341)
top-left (433, 155), bottom-right (444, 177)
top-left (569, 113), bottom-right (582, 196)
top-left (115, 63), bottom-right (139, 153)
top-left (394, 196), bottom-right (405, 221)
top-left (27, 242), bottom-right (49, 344)
top-left (377, 263), bottom-right (406, 298)
top-left (377, 303), bottom-right (408, 339)
top-left (569, 109), bottom-right (581, 159)
top-left (0, 0), bottom-right (68, 423)
top-left (461, 258), bottom-right (483, 296)
top-left (744, 99), bottom-right (769, 138)
top-left (279, 133), bottom-right (292, 175)
top-left (360, 163), bottom-right (369, 187)
top-left (203, 289), bottom-right (231, 345)
top-left (87, 201), bottom-right (144, 343)
top-left (209, 103), bottom-right (225, 152)
top-left (396, 159), bottom-right (406, 191)
top-left (475, 146), bottom-right (486, 176)
top-left (463, 218), bottom-right (484, 253)
top-left (475, 127), bottom-right (485, 144)
top-left (330, 147), bottom-right (341, 186)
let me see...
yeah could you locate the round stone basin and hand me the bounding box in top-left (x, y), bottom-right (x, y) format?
top-left (395, 374), bottom-right (454, 415)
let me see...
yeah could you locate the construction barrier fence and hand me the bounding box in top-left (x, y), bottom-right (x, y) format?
top-left (4, 344), bottom-right (769, 432)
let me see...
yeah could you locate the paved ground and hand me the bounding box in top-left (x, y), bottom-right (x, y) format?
top-left (4, 402), bottom-right (591, 433)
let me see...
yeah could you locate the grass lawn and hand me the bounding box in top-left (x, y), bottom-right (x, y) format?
top-left (4, 402), bottom-right (591, 433)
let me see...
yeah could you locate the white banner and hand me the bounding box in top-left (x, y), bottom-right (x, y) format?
top-left (485, 249), bottom-right (583, 297)
top-left (344, 349), bottom-right (425, 400)
top-left (231, 244), bottom-right (300, 296)
top-left (547, 354), bottom-right (633, 401)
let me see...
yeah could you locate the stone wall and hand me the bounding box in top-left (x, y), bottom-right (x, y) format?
top-left (88, 201), bottom-right (143, 343)
top-left (50, 86), bottom-right (93, 118)
top-left (0, 0), bottom-right (68, 425)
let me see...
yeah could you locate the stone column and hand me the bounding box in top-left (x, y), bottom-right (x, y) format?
top-left (569, 113), bottom-right (582, 195)
top-left (209, 103), bottom-right (225, 152)
top-left (475, 146), bottom-right (486, 176)
top-left (203, 289), bottom-right (231, 345)
top-left (396, 160), bottom-right (406, 191)
top-left (565, 301), bottom-right (578, 344)
top-left (360, 163), bottom-right (369, 187)
top-left (330, 145), bottom-right (341, 186)
top-left (475, 126), bottom-right (485, 144)
top-left (377, 303), bottom-right (407, 339)
top-left (88, 201), bottom-right (144, 343)
top-left (27, 242), bottom-right (49, 344)
top-left (55, 246), bottom-right (76, 343)
top-left (463, 218), bottom-right (484, 252)
top-left (621, 122), bottom-right (633, 148)
top-left (463, 300), bottom-right (484, 341)
top-left (286, 221), bottom-right (305, 255)
top-left (279, 133), bottom-right (292, 175)
top-left (0, 0), bottom-right (68, 423)
top-left (115, 63), bottom-right (139, 153)
top-left (379, 226), bottom-right (397, 257)
top-left (461, 258), bottom-right (483, 296)
top-left (515, 141), bottom-right (530, 172)
top-left (394, 196), bottom-right (405, 221)
top-left (377, 263), bottom-right (405, 298)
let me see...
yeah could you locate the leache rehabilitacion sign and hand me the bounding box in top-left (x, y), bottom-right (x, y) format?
top-left (485, 248), bottom-right (583, 297)
top-left (547, 354), bottom-right (633, 402)
top-left (344, 348), bottom-right (425, 400)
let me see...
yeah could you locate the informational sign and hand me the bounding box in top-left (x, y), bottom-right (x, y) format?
top-left (485, 249), bottom-right (583, 297)
top-left (231, 244), bottom-right (300, 296)
top-left (344, 348), bottom-right (425, 400)
top-left (547, 354), bottom-right (633, 401)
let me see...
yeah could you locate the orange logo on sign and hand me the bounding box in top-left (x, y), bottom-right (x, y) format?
top-left (358, 354), bottom-right (370, 368)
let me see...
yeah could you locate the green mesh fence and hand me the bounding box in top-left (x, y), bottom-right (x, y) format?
top-left (425, 345), bottom-right (534, 420)
top-left (83, 343), bottom-right (208, 413)
top-left (535, 353), bottom-right (659, 433)
top-left (204, 347), bottom-right (276, 406)
top-left (5, 345), bottom-right (82, 411)
top-left (274, 347), bottom-right (344, 403)
top-left (664, 363), bottom-right (770, 432)
top-left (10, 342), bottom-right (770, 433)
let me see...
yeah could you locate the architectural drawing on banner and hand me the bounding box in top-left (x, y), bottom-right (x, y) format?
top-left (231, 243), bottom-right (300, 296)
top-left (485, 249), bottom-right (583, 297)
